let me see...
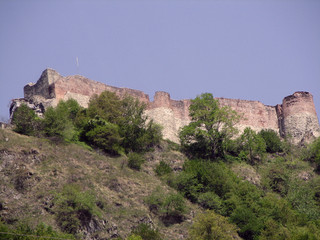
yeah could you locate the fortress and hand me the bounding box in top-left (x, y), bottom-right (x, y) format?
top-left (10, 69), bottom-right (320, 144)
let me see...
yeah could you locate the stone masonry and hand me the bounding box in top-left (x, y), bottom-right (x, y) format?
top-left (11, 69), bottom-right (320, 144)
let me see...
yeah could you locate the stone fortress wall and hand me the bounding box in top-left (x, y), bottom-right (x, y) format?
top-left (11, 69), bottom-right (320, 144)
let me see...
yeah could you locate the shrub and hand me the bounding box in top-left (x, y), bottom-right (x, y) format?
top-left (145, 189), bottom-right (186, 224)
top-left (61, 98), bottom-right (82, 122)
top-left (119, 97), bottom-right (162, 153)
top-left (171, 160), bottom-right (236, 203)
top-left (43, 104), bottom-right (75, 141)
top-left (259, 129), bottom-right (283, 153)
top-left (287, 179), bottom-right (320, 220)
top-left (127, 234), bottom-right (143, 240)
top-left (154, 161), bottom-right (172, 176)
top-left (82, 92), bottom-right (162, 153)
top-left (83, 117), bottom-right (123, 155)
top-left (54, 184), bottom-right (100, 234)
top-left (0, 221), bottom-right (74, 240)
top-left (87, 91), bottom-right (123, 123)
top-left (188, 210), bottom-right (239, 240)
top-left (144, 187), bottom-right (163, 214)
top-left (197, 191), bottom-right (223, 213)
top-left (161, 193), bottom-right (186, 217)
top-left (128, 152), bottom-right (145, 170)
top-left (266, 167), bottom-right (289, 196)
top-left (303, 137), bottom-right (320, 172)
top-left (11, 104), bottom-right (41, 136)
top-left (179, 93), bottom-right (240, 160)
top-left (239, 127), bottom-right (266, 164)
top-left (230, 205), bottom-right (264, 239)
top-left (131, 224), bottom-right (162, 240)
top-left (169, 171), bottom-right (203, 203)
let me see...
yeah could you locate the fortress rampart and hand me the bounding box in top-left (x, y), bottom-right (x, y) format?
top-left (11, 69), bottom-right (320, 143)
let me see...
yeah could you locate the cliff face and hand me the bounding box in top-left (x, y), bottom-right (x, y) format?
top-left (11, 69), bottom-right (320, 144)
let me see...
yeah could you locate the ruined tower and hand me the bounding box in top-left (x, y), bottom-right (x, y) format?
top-left (280, 92), bottom-right (320, 143)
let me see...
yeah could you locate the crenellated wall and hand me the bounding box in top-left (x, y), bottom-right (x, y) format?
top-left (11, 68), bottom-right (320, 144)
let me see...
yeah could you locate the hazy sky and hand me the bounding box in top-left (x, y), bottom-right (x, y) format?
top-left (0, 0), bottom-right (319, 122)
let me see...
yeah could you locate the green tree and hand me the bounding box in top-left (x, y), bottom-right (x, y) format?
top-left (82, 117), bottom-right (123, 155)
top-left (82, 92), bottom-right (162, 153)
top-left (60, 98), bottom-right (82, 123)
top-left (42, 100), bottom-right (79, 141)
top-left (119, 96), bottom-right (162, 153)
top-left (240, 127), bottom-right (266, 164)
top-left (87, 91), bottom-right (123, 123)
top-left (258, 129), bottom-right (282, 153)
top-left (179, 93), bottom-right (240, 159)
top-left (11, 104), bottom-right (41, 136)
top-left (188, 210), bottom-right (239, 240)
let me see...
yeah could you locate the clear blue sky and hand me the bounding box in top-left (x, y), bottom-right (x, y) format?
top-left (0, 0), bottom-right (319, 123)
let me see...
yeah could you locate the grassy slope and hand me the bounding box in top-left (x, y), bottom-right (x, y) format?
top-left (0, 129), bottom-right (199, 239)
top-left (2, 128), bottom-right (319, 239)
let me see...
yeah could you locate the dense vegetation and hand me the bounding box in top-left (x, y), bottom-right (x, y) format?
top-left (5, 91), bottom-right (320, 239)
top-left (173, 93), bottom-right (320, 239)
top-left (12, 92), bottom-right (162, 155)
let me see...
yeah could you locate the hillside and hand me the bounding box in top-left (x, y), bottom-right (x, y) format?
top-left (2, 90), bottom-right (320, 240)
top-left (1, 126), bottom-right (320, 239)
top-left (0, 128), bottom-right (199, 239)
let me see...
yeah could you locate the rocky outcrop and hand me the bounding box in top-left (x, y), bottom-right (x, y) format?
top-left (10, 68), bottom-right (320, 144)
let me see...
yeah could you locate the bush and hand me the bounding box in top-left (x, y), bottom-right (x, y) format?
top-left (131, 224), bottom-right (162, 240)
top-left (169, 171), bottom-right (203, 203)
top-left (198, 191), bottom-right (223, 213)
top-left (161, 193), bottom-right (186, 217)
top-left (188, 210), bottom-right (239, 240)
top-left (239, 127), bottom-right (266, 164)
top-left (266, 167), bottom-right (289, 196)
top-left (119, 97), bottom-right (162, 153)
top-left (128, 152), bottom-right (145, 170)
top-left (54, 184), bottom-right (100, 234)
top-left (230, 205), bottom-right (264, 239)
top-left (154, 161), bottom-right (172, 176)
top-left (170, 160), bottom-right (236, 204)
top-left (87, 91), bottom-right (123, 123)
top-left (179, 93), bottom-right (240, 160)
top-left (43, 103), bottom-right (75, 141)
top-left (259, 129), bottom-right (283, 153)
top-left (303, 137), bottom-right (320, 172)
top-left (127, 234), bottom-right (143, 240)
top-left (82, 117), bottom-right (123, 155)
top-left (82, 92), bottom-right (162, 153)
top-left (287, 179), bottom-right (320, 220)
top-left (145, 189), bottom-right (186, 224)
top-left (11, 104), bottom-right (41, 136)
top-left (0, 221), bottom-right (74, 240)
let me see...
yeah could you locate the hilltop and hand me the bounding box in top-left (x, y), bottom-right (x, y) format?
top-left (10, 69), bottom-right (320, 144)
top-left (2, 71), bottom-right (320, 239)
